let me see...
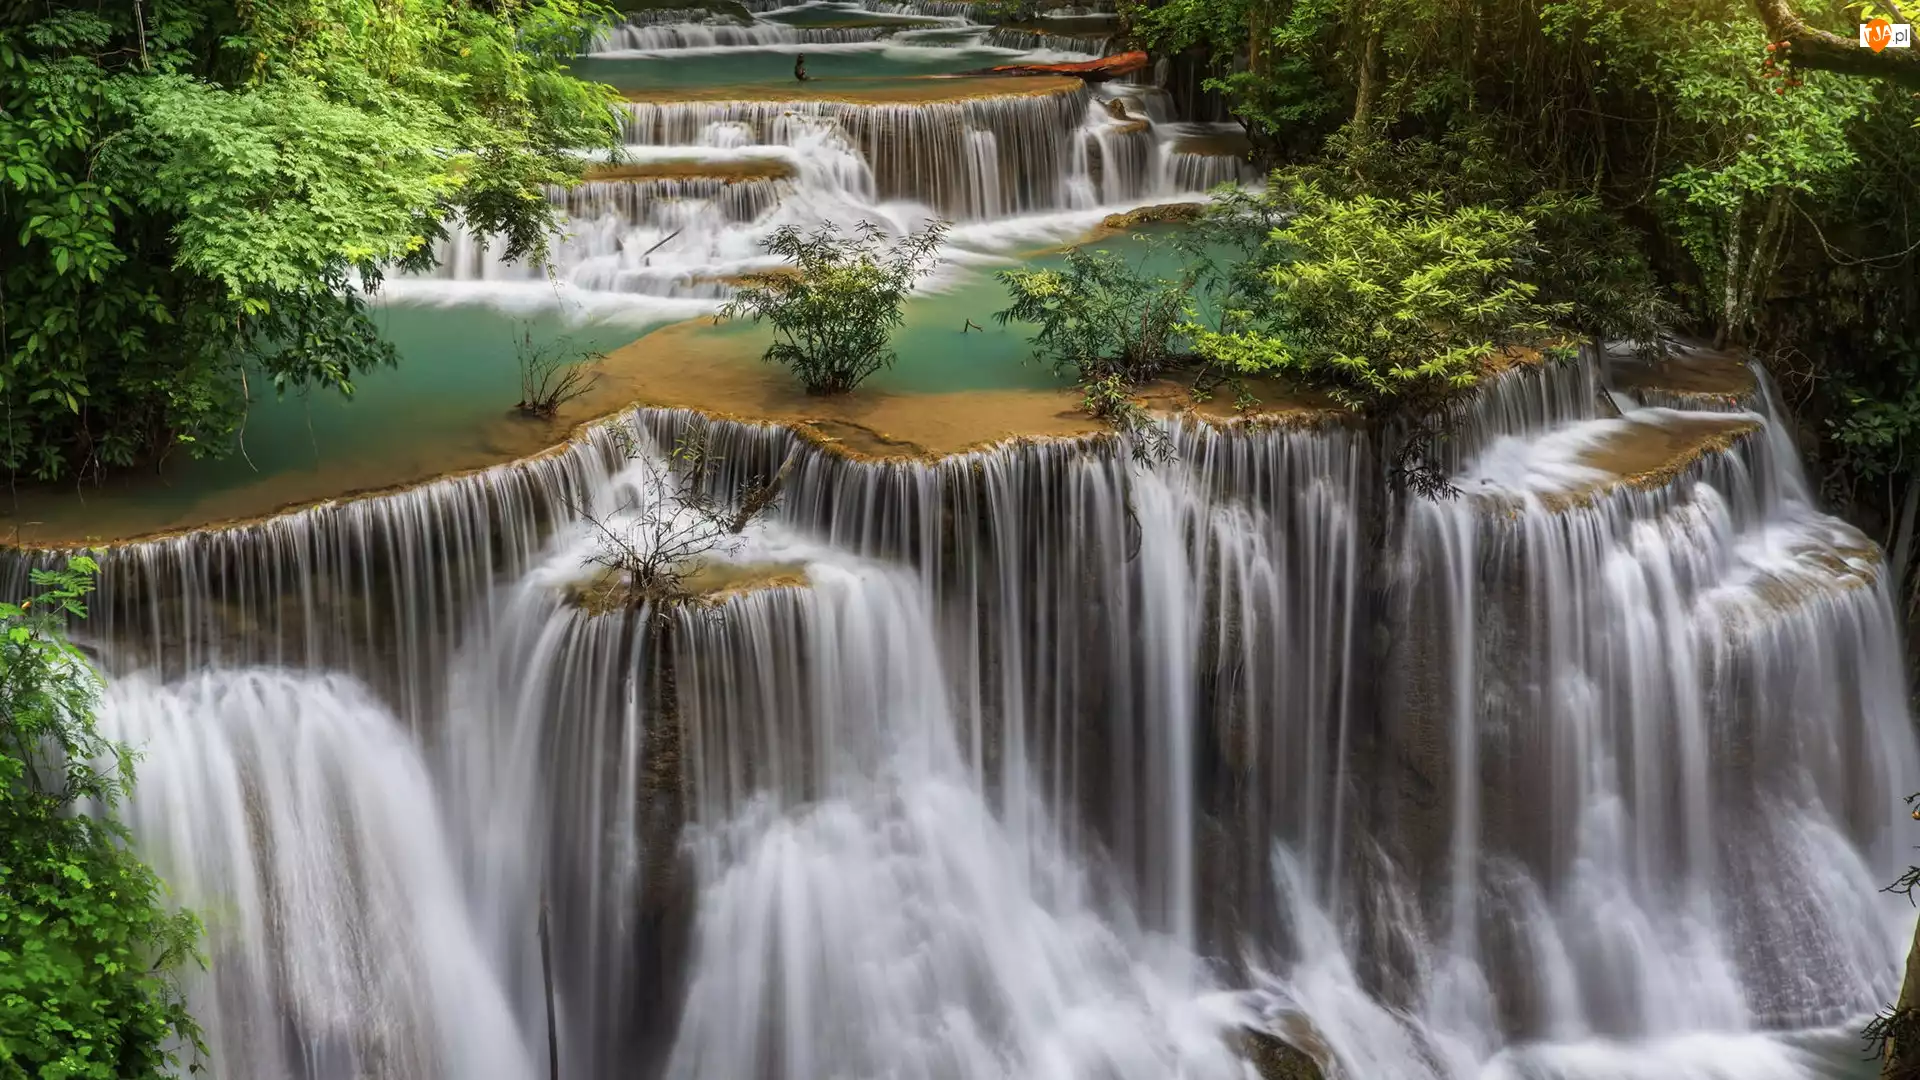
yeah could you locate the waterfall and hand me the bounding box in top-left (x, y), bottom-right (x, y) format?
top-left (98, 670), bottom-right (533, 1080)
top-left (41, 346), bottom-right (1919, 1080)
top-left (664, 561), bottom-right (1246, 1080)
top-left (617, 91), bottom-right (1093, 217)
top-left (982, 26), bottom-right (1111, 55)
top-left (592, 23), bottom-right (888, 50)
top-left (426, 73), bottom-right (1242, 300)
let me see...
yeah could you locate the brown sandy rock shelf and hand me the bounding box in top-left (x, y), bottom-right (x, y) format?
top-left (1538, 412), bottom-right (1761, 511)
top-left (569, 561), bottom-right (810, 616)
top-left (603, 318), bottom-right (1342, 462)
top-left (1170, 129), bottom-right (1254, 159)
top-left (1098, 202), bottom-right (1204, 232)
top-left (2, 316), bottom-right (1341, 546)
top-left (585, 159), bottom-right (797, 183)
top-left (1102, 98), bottom-right (1149, 134)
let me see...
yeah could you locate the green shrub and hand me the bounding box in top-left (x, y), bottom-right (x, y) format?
top-left (720, 221), bottom-right (949, 394)
top-left (1188, 180), bottom-right (1567, 416)
top-left (994, 246), bottom-right (1194, 384)
top-left (1, 0), bottom-right (622, 481)
top-left (0, 558), bottom-right (203, 1079)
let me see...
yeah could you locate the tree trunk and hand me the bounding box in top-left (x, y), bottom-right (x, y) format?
top-left (1715, 217), bottom-right (1745, 350)
top-left (1247, 0), bottom-right (1271, 78)
top-left (1353, 16), bottom-right (1383, 128)
top-left (1737, 187), bottom-right (1790, 336)
top-left (539, 899), bottom-right (560, 1080)
top-left (629, 612), bottom-right (695, 1077)
top-left (1752, 0), bottom-right (1920, 88)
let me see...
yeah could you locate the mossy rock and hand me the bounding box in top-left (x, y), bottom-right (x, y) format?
top-left (1235, 1026), bottom-right (1328, 1080)
top-left (1099, 202), bottom-right (1204, 230)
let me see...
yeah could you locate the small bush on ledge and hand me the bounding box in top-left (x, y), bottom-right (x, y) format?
top-left (994, 245), bottom-right (1195, 386)
top-left (515, 325), bottom-right (604, 418)
top-left (720, 220), bottom-right (949, 395)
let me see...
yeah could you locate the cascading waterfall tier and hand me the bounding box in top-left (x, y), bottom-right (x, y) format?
top-left (616, 88), bottom-right (1092, 218)
top-left (982, 26), bottom-right (1112, 55)
top-left (437, 81), bottom-right (1230, 296)
top-left (98, 670), bottom-right (535, 1080)
top-left (35, 347), bottom-right (1919, 1080)
top-left (426, 0), bottom-right (1239, 301)
top-left (593, 22), bottom-right (890, 49)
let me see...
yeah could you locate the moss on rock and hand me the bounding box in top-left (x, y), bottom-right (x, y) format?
top-left (1099, 202), bottom-right (1204, 230)
top-left (1235, 1026), bottom-right (1328, 1080)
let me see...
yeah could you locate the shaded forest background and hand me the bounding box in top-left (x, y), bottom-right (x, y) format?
top-left (1128, 0), bottom-right (1920, 594)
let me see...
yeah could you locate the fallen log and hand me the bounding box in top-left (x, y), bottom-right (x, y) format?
top-left (958, 49), bottom-right (1149, 82)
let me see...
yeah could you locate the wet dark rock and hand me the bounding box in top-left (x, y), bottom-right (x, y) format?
top-left (1236, 1025), bottom-right (1328, 1080)
top-left (1099, 202), bottom-right (1203, 230)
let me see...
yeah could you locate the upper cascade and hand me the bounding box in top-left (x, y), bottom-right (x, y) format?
top-left (420, 0), bottom-right (1251, 303)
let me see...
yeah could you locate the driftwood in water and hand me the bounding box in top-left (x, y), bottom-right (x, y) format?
top-left (956, 49), bottom-right (1148, 83)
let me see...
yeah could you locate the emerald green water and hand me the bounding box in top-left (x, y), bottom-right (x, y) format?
top-left (868, 227), bottom-right (1212, 392)
top-left (228, 304), bottom-right (653, 473)
top-left (2, 229), bottom-right (1209, 539)
top-left (0, 305), bottom-right (667, 539)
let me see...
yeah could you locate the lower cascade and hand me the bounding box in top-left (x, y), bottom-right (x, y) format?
top-left (53, 350), bottom-right (1918, 1079)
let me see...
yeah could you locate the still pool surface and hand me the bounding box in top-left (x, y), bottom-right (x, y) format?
top-left (0, 226), bottom-right (1215, 541)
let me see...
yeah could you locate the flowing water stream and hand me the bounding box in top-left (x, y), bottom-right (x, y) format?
top-left (25, 7), bottom-right (1919, 1079)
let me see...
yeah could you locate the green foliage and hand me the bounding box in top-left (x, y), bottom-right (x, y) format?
top-left (994, 246), bottom-right (1194, 384)
top-left (1188, 180), bottom-right (1567, 416)
top-left (0, 0), bottom-right (620, 480)
top-left (1270, 126), bottom-right (1677, 349)
top-left (1079, 372), bottom-right (1175, 463)
top-left (0, 559), bottom-right (203, 1079)
top-left (1823, 346), bottom-right (1920, 501)
top-left (1644, 13), bottom-right (1869, 344)
top-left (1124, 0), bottom-right (1346, 154)
top-left (1120, 0), bottom-right (1920, 536)
top-left (979, 0), bottom-right (1047, 23)
top-left (719, 220), bottom-right (948, 394)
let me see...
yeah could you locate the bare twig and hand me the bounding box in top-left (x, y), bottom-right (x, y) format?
top-left (569, 429), bottom-right (791, 613)
top-left (517, 324), bottom-right (604, 418)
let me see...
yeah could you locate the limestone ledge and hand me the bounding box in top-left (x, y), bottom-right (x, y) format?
top-left (1733, 531), bottom-right (1883, 627)
top-left (568, 561), bottom-right (810, 616)
top-left (1490, 412), bottom-right (1765, 514)
top-left (584, 158), bottom-right (797, 184)
top-left (1576, 413), bottom-right (1760, 493)
top-left (0, 324), bottom-right (1576, 549)
top-left (0, 316), bottom-right (1342, 549)
top-left (1095, 201), bottom-right (1205, 236)
top-left (618, 75), bottom-right (1084, 106)
top-left (0, 320), bottom-right (1586, 548)
top-left (1169, 130), bottom-right (1254, 159)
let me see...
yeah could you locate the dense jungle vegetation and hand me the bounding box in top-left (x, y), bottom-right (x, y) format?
top-left (2, 0), bottom-right (1918, 1069)
top-left (1, 0), bottom-right (619, 482)
top-left (1114, 0), bottom-right (1920, 573)
top-left (0, 560), bottom-right (201, 1078)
